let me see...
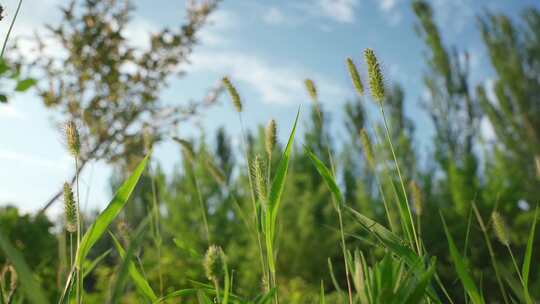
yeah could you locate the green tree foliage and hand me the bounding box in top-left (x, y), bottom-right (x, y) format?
top-left (2, 1), bottom-right (540, 303)
top-left (10, 0), bottom-right (219, 211)
top-left (476, 10), bottom-right (540, 207)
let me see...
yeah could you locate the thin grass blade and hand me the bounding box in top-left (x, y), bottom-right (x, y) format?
top-left (441, 213), bottom-right (483, 304)
top-left (109, 216), bottom-right (151, 304)
top-left (0, 232), bottom-right (48, 304)
top-left (109, 232), bottom-right (157, 302)
top-left (522, 205), bottom-right (538, 287)
top-left (75, 154), bottom-right (149, 266)
top-left (82, 249), bottom-right (112, 279)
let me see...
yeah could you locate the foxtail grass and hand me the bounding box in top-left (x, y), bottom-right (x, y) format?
top-left (304, 78), bottom-right (354, 304)
top-left (64, 120), bottom-right (83, 304)
top-left (173, 137), bottom-right (211, 244)
top-left (222, 77), bottom-right (270, 295)
top-left (472, 204), bottom-right (509, 304)
top-left (364, 48), bottom-right (421, 255)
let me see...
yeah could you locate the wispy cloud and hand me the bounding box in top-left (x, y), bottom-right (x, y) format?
top-left (374, 0), bottom-right (403, 25)
top-left (0, 149), bottom-right (69, 170)
top-left (186, 51), bottom-right (346, 106)
top-left (263, 7), bottom-right (287, 25)
top-left (198, 9), bottom-right (238, 46)
top-left (379, 0), bottom-right (399, 12)
top-left (432, 0), bottom-right (474, 35)
top-left (0, 104), bottom-right (26, 120)
top-left (316, 0), bottom-right (359, 23)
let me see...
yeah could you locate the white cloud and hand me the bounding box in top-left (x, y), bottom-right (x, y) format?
top-left (379, 0), bottom-right (398, 12)
top-left (432, 0), bottom-right (474, 35)
top-left (186, 51), bottom-right (346, 105)
top-left (0, 149), bottom-right (69, 169)
top-left (316, 0), bottom-right (358, 23)
top-left (480, 116), bottom-right (496, 142)
top-left (263, 7), bottom-right (286, 25)
top-left (198, 9), bottom-right (237, 46)
top-left (374, 0), bottom-right (402, 25)
top-left (0, 104), bottom-right (26, 120)
top-left (123, 18), bottom-right (159, 50)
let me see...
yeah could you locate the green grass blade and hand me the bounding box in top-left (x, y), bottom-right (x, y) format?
top-left (306, 148), bottom-right (343, 205)
top-left (110, 232), bottom-right (158, 302)
top-left (268, 108), bottom-right (300, 230)
top-left (347, 207), bottom-right (441, 302)
top-left (401, 257), bottom-right (437, 303)
top-left (0, 232), bottom-right (48, 304)
top-left (109, 217), bottom-right (151, 304)
top-left (319, 281), bottom-right (326, 304)
top-left (83, 249), bottom-right (112, 279)
top-left (254, 289), bottom-right (276, 304)
top-left (327, 258), bottom-right (343, 294)
top-left (346, 207), bottom-right (418, 265)
top-left (153, 289), bottom-right (199, 303)
top-left (522, 205), bottom-right (538, 288)
top-left (441, 213), bottom-right (483, 304)
top-left (265, 108), bottom-right (300, 273)
top-left (197, 290), bottom-right (213, 304)
top-left (75, 154), bottom-right (149, 266)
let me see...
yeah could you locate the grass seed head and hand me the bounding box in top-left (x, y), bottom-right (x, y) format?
top-left (222, 77), bottom-right (242, 113)
top-left (65, 120), bottom-right (80, 157)
top-left (1, 264), bottom-right (17, 294)
top-left (205, 159), bottom-right (226, 186)
top-left (63, 182), bottom-right (77, 233)
top-left (304, 78), bottom-right (318, 102)
top-left (265, 119), bottom-right (277, 156)
top-left (409, 181), bottom-right (423, 216)
top-left (364, 48), bottom-right (385, 103)
top-left (174, 137), bottom-right (195, 162)
top-left (346, 57), bottom-right (364, 96)
top-left (204, 245), bottom-right (224, 283)
top-left (491, 211), bottom-right (510, 246)
top-left (359, 129), bottom-right (375, 170)
top-left (142, 126), bottom-right (154, 153)
top-left (252, 154), bottom-right (267, 208)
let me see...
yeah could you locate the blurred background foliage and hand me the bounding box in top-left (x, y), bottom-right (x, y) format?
top-left (1, 0), bottom-right (540, 302)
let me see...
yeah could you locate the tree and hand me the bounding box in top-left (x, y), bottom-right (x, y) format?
top-left (477, 10), bottom-right (540, 206)
top-left (412, 0), bottom-right (480, 216)
top-left (10, 0), bottom-right (220, 211)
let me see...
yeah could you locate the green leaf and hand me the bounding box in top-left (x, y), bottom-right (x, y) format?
top-left (75, 153), bottom-right (149, 266)
top-left (254, 289), bottom-right (276, 304)
top-left (197, 290), bottom-right (213, 304)
top-left (319, 281), bottom-right (326, 304)
top-left (0, 59), bottom-right (9, 75)
top-left (15, 78), bottom-right (36, 92)
top-left (110, 232), bottom-right (157, 302)
top-left (264, 108), bottom-right (299, 273)
top-left (0, 232), bottom-right (48, 304)
top-left (0, 94), bottom-right (7, 103)
top-left (109, 217), bottom-right (151, 304)
top-left (306, 148), bottom-right (343, 205)
top-left (153, 289), bottom-right (199, 303)
top-left (401, 257), bottom-right (437, 303)
top-left (82, 249), bottom-right (111, 279)
top-left (522, 205), bottom-right (538, 288)
top-left (441, 213), bottom-right (483, 304)
top-left (268, 108), bottom-right (300, 225)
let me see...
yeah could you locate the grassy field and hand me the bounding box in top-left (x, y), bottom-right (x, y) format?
top-left (1, 0), bottom-right (540, 303)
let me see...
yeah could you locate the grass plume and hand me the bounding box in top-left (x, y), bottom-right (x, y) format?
top-left (346, 57), bottom-right (364, 96)
top-left (222, 77), bottom-right (242, 113)
top-left (364, 48), bottom-right (385, 103)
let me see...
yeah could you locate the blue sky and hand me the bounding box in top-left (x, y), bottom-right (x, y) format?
top-left (1, 0), bottom-right (539, 217)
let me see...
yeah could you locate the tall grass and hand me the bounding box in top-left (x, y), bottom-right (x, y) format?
top-left (0, 47), bottom-right (539, 304)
